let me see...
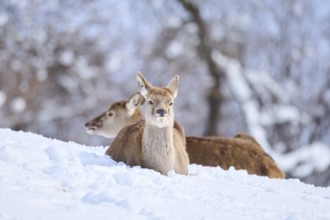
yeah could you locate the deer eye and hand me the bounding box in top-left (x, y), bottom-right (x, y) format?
top-left (107, 112), bottom-right (113, 117)
top-left (169, 102), bottom-right (173, 106)
top-left (148, 100), bottom-right (154, 105)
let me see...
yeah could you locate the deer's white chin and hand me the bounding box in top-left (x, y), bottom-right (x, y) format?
top-left (99, 132), bottom-right (116, 139)
top-left (149, 116), bottom-right (168, 128)
top-left (86, 128), bottom-right (97, 134)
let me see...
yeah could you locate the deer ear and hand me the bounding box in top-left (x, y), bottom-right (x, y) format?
top-left (166, 75), bottom-right (179, 98)
top-left (126, 92), bottom-right (145, 111)
top-left (136, 71), bottom-right (152, 98)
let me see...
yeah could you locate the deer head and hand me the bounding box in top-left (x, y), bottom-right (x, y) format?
top-left (136, 71), bottom-right (179, 129)
top-left (85, 93), bottom-right (144, 138)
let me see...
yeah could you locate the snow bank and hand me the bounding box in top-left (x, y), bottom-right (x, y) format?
top-left (0, 128), bottom-right (329, 220)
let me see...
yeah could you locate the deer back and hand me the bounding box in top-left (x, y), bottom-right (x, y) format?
top-left (186, 134), bottom-right (285, 179)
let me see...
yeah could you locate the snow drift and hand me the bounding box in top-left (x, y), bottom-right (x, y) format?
top-left (0, 128), bottom-right (329, 220)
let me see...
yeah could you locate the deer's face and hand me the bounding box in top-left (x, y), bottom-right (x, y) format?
top-left (85, 102), bottom-right (128, 138)
top-left (145, 89), bottom-right (175, 128)
top-left (85, 93), bottom-right (144, 138)
top-left (137, 72), bottom-right (179, 129)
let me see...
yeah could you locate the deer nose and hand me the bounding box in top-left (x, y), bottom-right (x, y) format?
top-left (156, 109), bottom-right (167, 117)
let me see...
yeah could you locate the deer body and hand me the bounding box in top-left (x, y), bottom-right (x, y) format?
top-left (86, 94), bottom-right (285, 179)
top-left (107, 120), bottom-right (144, 166)
top-left (185, 134), bottom-right (285, 178)
top-left (106, 72), bottom-right (189, 175)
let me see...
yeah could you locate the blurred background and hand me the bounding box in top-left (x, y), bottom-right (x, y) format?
top-left (0, 0), bottom-right (329, 186)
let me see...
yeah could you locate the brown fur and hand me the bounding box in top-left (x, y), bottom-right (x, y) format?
top-left (107, 120), bottom-right (144, 166)
top-left (87, 95), bottom-right (285, 179)
top-left (85, 93), bottom-right (144, 138)
top-left (107, 120), bottom-right (188, 173)
top-left (107, 72), bottom-right (189, 175)
top-left (185, 133), bottom-right (285, 178)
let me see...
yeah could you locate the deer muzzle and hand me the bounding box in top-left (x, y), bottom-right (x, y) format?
top-left (156, 109), bottom-right (167, 117)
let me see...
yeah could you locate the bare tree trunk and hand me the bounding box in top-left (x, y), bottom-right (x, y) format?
top-left (178, 0), bottom-right (225, 135)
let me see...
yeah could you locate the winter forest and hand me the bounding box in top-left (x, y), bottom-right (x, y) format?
top-left (0, 0), bottom-right (330, 187)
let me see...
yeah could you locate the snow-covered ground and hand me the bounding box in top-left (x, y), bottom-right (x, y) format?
top-left (0, 128), bottom-right (329, 220)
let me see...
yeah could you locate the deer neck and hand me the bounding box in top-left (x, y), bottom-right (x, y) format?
top-left (142, 120), bottom-right (175, 175)
top-left (131, 107), bottom-right (143, 122)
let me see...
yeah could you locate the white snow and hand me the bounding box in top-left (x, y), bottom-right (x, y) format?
top-left (0, 13), bottom-right (8, 26)
top-left (278, 143), bottom-right (330, 177)
top-left (0, 128), bottom-right (330, 220)
top-left (245, 70), bottom-right (289, 103)
top-left (211, 50), bottom-right (272, 153)
top-left (58, 50), bottom-right (74, 66)
top-left (10, 97), bottom-right (26, 113)
top-left (166, 41), bottom-right (184, 58)
top-left (211, 51), bottom-right (330, 179)
top-left (0, 91), bottom-right (6, 108)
